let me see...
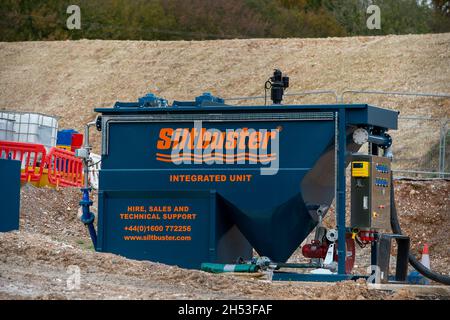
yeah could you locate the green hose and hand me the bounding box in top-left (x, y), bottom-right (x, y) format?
top-left (201, 263), bottom-right (259, 273)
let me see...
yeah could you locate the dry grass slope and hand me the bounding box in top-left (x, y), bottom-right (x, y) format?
top-left (0, 34), bottom-right (449, 158)
top-left (0, 34), bottom-right (449, 122)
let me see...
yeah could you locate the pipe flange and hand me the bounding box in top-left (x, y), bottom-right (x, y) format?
top-left (326, 229), bottom-right (338, 242)
top-left (380, 133), bottom-right (392, 149)
top-left (80, 212), bottom-right (95, 225)
top-left (353, 128), bottom-right (369, 145)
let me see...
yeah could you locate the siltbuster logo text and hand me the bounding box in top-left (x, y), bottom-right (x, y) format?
top-left (155, 121), bottom-right (280, 175)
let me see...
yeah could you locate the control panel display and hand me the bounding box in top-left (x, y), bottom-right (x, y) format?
top-left (351, 155), bottom-right (391, 230)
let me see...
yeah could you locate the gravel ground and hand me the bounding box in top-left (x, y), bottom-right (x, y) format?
top-left (0, 181), bottom-right (448, 300)
top-left (0, 231), bottom-right (392, 300)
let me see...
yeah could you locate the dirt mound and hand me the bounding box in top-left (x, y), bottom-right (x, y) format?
top-left (0, 181), bottom-right (448, 299)
top-left (394, 180), bottom-right (450, 274)
top-left (0, 231), bottom-right (392, 300)
top-left (19, 185), bottom-right (91, 246)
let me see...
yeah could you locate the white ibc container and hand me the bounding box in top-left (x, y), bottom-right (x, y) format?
top-left (16, 113), bottom-right (39, 144)
top-left (39, 115), bottom-right (58, 147)
top-left (0, 112), bottom-right (16, 141)
top-left (5, 112), bottom-right (59, 150)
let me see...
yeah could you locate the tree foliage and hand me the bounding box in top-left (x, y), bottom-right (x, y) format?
top-left (0, 0), bottom-right (448, 41)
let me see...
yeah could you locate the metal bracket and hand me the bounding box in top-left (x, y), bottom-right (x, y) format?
top-left (377, 233), bottom-right (410, 283)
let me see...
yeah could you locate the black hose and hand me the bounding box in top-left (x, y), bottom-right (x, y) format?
top-left (390, 174), bottom-right (450, 285)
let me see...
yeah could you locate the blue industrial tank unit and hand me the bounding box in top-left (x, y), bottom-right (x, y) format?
top-left (79, 71), bottom-right (409, 282)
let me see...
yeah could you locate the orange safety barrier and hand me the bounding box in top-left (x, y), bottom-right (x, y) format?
top-left (46, 147), bottom-right (83, 187)
top-left (0, 140), bottom-right (46, 182)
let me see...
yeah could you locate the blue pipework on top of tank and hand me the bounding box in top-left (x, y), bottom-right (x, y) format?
top-left (112, 92), bottom-right (225, 109)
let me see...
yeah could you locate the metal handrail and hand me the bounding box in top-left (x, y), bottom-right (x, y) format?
top-left (393, 169), bottom-right (450, 176)
top-left (340, 90), bottom-right (450, 103)
top-left (284, 90), bottom-right (339, 103)
top-left (398, 115), bottom-right (447, 121)
top-left (224, 90), bottom-right (339, 104)
top-left (223, 95), bottom-right (265, 101)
